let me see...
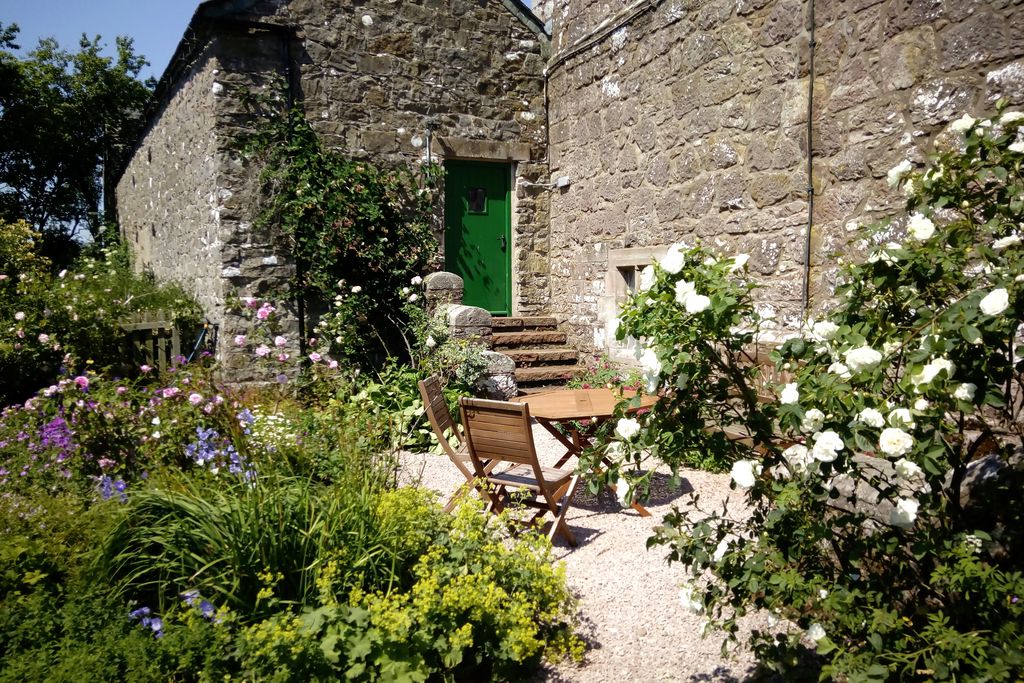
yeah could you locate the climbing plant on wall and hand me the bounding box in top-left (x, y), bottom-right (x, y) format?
top-left (245, 106), bottom-right (441, 366)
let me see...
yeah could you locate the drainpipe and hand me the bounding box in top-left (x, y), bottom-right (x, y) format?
top-left (802, 0), bottom-right (816, 318)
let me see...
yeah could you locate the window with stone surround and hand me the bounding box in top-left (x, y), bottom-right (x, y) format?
top-left (598, 246), bottom-right (667, 363)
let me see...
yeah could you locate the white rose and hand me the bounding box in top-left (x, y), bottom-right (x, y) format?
top-left (950, 113), bottom-right (976, 133)
top-left (410, 275), bottom-right (423, 285)
top-left (953, 382), bottom-right (977, 401)
top-left (912, 357), bottom-right (955, 387)
top-left (844, 345), bottom-right (883, 373)
top-left (886, 159), bottom-right (913, 188)
top-left (779, 382), bottom-right (800, 405)
top-left (712, 537), bottom-right (731, 563)
top-left (684, 293), bottom-right (711, 314)
top-left (894, 457), bottom-right (924, 483)
top-left (351, 285), bottom-right (362, 294)
top-left (729, 253), bottom-right (750, 272)
top-left (979, 288), bottom-right (1009, 316)
top-left (782, 444), bottom-right (815, 476)
top-left (678, 585), bottom-right (704, 614)
top-left (659, 243), bottom-right (686, 274)
top-left (801, 408), bottom-right (825, 433)
top-left (806, 623), bottom-right (827, 642)
top-left (828, 361), bottom-right (851, 379)
top-left (811, 430), bottom-right (844, 462)
top-left (811, 320), bottom-right (839, 341)
top-left (424, 336), bottom-right (437, 349)
top-left (993, 234), bottom-right (1021, 250)
top-left (999, 111), bottom-right (1024, 125)
top-left (731, 459), bottom-right (761, 488)
top-left (638, 347), bottom-right (661, 375)
top-left (856, 408), bottom-right (885, 428)
top-left (890, 497), bottom-right (919, 529)
top-left (879, 427), bottom-right (914, 457)
top-left (1010, 134), bottom-right (1024, 154)
top-left (906, 212), bottom-right (935, 241)
top-left (638, 264), bottom-right (656, 291)
top-left (615, 417), bottom-right (641, 440)
top-left (674, 279), bottom-right (695, 305)
top-left (913, 398), bottom-right (930, 412)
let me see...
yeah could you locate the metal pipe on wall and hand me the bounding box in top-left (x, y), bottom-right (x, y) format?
top-left (802, 0), bottom-right (816, 318)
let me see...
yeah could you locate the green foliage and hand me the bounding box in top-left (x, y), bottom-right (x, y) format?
top-left (568, 354), bottom-right (644, 391)
top-left (244, 106), bottom-right (440, 365)
top-left (0, 23), bottom-right (153, 250)
top-left (610, 106), bottom-right (1024, 681)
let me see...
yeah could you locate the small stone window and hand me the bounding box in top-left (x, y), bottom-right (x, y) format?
top-left (599, 246), bottom-right (667, 363)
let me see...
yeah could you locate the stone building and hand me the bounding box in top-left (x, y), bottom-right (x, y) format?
top-left (117, 0), bottom-right (1024, 370)
top-left (115, 0), bottom-right (550, 375)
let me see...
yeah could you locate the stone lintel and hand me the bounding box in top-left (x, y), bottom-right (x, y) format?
top-left (435, 137), bottom-right (532, 162)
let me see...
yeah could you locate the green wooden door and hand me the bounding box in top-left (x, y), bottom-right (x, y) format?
top-left (444, 161), bottom-right (511, 315)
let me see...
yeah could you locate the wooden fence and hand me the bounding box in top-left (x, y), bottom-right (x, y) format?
top-left (120, 311), bottom-right (214, 374)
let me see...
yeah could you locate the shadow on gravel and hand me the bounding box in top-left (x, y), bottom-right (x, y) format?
top-left (571, 471), bottom-right (694, 513)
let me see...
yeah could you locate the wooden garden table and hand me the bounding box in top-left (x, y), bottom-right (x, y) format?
top-left (521, 387), bottom-right (659, 517)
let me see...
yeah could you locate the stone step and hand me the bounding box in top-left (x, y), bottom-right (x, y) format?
top-left (502, 347), bottom-right (579, 366)
top-left (493, 330), bottom-right (568, 348)
top-left (491, 316), bottom-right (559, 331)
top-left (514, 364), bottom-right (580, 383)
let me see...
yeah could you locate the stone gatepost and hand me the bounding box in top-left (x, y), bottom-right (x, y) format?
top-left (445, 304), bottom-right (493, 349)
top-left (423, 271), bottom-right (464, 313)
top-left (422, 271), bottom-right (519, 396)
top-left (478, 350), bottom-right (517, 400)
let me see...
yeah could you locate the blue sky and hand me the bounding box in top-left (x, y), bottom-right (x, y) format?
top-left (1, 1), bottom-right (199, 80)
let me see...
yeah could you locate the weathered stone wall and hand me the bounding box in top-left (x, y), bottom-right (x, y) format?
top-left (546, 0), bottom-right (1024, 354)
top-left (116, 42), bottom-right (225, 320)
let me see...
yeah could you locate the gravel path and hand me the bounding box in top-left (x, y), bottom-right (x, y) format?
top-left (398, 424), bottom-right (772, 682)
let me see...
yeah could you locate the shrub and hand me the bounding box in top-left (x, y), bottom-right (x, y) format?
top-left (0, 224), bottom-right (201, 405)
top-left (605, 106), bottom-right (1024, 681)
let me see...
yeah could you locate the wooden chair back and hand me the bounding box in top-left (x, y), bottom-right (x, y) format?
top-left (418, 376), bottom-right (469, 468)
top-left (459, 397), bottom-right (579, 545)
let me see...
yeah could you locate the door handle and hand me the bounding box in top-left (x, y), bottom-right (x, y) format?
top-left (498, 235), bottom-right (507, 250)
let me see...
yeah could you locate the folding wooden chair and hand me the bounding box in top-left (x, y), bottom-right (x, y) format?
top-left (417, 376), bottom-right (496, 512)
top-left (459, 397), bottom-right (580, 546)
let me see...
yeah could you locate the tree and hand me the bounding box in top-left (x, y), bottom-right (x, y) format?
top-left (0, 23), bottom-right (153, 259)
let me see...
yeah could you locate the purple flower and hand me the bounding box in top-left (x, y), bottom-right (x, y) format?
top-left (188, 392), bottom-right (203, 406)
top-left (74, 376), bottom-right (89, 390)
top-left (140, 364), bottom-right (153, 373)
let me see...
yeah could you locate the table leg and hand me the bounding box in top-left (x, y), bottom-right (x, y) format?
top-left (535, 419), bottom-right (651, 517)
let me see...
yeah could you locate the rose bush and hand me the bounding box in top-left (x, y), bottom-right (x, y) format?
top-left (600, 107), bottom-right (1024, 680)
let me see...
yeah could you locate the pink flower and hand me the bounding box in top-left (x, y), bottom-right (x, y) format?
top-left (277, 353), bottom-right (290, 362)
top-left (98, 458), bottom-right (115, 470)
top-left (203, 403), bottom-right (215, 414)
top-left (234, 334), bottom-right (247, 346)
top-left (74, 376), bottom-right (89, 390)
top-left (162, 387), bottom-right (180, 399)
top-left (116, 386), bottom-right (127, 395)
top-left (14, 311), bottom-right (24, 321)
top-left (255, 345), bottom-right (271, 357)
top-left (256, 303), bottom-right (275, 320)
top-left (274, 335), bottom-right (287, 347)
top-left (140, 364), bottom-right (153, 373)
top-left (188, 392), bottom-right (203, 405)
top-left (309, 352), bottom-right (322, 362)
top-left (16, 329), bottom-right (24, 338)
top-left (38, 333), bottom-right (49, 343)
top-left (328, 359), bottom-right (338, 369)
top-left (242, 297), bottom-right (258, 308)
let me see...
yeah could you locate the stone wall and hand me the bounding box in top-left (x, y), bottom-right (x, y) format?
top-left (116, 41), bottom-right (225, 321)
top-left (545, 0), bottom-right (1024, 355)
